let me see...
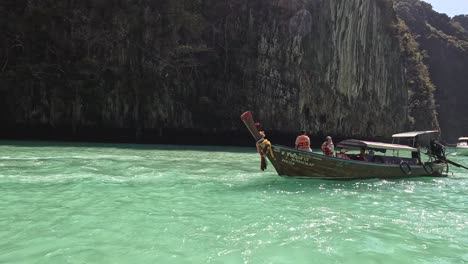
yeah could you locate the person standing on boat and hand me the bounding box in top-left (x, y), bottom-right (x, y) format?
top-left (295, 130), bottom-right (312, 152)
top-left (321, 136), bottom-right (334, 157)
top-left (412, 142), bottom-right (422, 165)
top-left (430, 139), bottom-right (446, 160)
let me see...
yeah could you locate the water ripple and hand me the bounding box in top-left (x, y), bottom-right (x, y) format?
top-left (0, 141), bottom-right (467, 263)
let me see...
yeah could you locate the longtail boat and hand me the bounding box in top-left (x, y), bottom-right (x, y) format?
top-left (456, 137), bottom-right (468, 156)
top-left (241, 111), bottom-right (448, 179)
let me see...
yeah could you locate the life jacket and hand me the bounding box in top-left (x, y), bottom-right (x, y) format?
top-left (296, 135), bottom-right (310, 149)
top-left (321, 142), bottom-right (334, 156)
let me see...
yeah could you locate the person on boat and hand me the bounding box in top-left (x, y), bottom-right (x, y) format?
top-left (256, 130), bottom-right (269, 171)
top-left (295, 130), bottom-right (312, 152)
top-left (430, 139), bottom-right (446, 160)
top-left (321, 136), bottom-right (334, 156)
top-left (412, 142), bottom-right (422, 165)
top-left (354, 147), bottom-right (367, 161)
top-left (337, 149), bottom-right (349, 159)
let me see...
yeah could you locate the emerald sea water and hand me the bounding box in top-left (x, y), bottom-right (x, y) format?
top-left (0, 141), bottom-right (467, 263)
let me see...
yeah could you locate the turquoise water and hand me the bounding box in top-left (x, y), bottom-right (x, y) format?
top-left (0, 141), bottom-right (467, 264)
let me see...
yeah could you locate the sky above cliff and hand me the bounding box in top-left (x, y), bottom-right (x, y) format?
top-left (422, 0), bottom-right (468, 17)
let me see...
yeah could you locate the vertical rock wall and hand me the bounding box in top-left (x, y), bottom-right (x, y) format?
top-left (0, 0), bottom-right (438, 143)
top-left (215, 0), bottom-right (409, 138)
top-left (395, 0), bottom-right (468, 142)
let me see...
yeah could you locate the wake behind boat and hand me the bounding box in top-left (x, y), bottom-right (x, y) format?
top-left (241, 111), bottom-right (447, 180)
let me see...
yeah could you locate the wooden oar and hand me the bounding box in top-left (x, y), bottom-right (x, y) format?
top-left (443, 158), bottom-right (468, 170)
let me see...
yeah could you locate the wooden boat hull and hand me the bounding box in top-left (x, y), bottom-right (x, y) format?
top-left (265, 145), bottom-right (447, 179)
top-left (240, 111), bottom-right (447, 180)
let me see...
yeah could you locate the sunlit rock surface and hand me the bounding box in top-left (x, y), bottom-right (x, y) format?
top-left (0, 0), bottom-right (439, 144)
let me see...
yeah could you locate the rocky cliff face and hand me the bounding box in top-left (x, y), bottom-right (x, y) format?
top-left (395, 0), bottom-right (468, 142)
top-left (0, 0), bottom-right (439, 144)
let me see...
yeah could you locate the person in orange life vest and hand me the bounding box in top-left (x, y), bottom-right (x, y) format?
top-left (295, 130), bottom-right (312, 152)
top-left (321, 136), bottom-right (334, 156)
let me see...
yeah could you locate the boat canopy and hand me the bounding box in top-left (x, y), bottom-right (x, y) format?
top-left (391, 130), bottom-right (439, 138)
top-left (337, 139), bottom-right (417, 152)
top-left (459, 137), bottom-right (468, 141)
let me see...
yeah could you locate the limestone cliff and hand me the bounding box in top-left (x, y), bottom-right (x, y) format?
top-left (395, 0), bottom-right (468, 142)
top-left (0, 0), bottom-right (439, 144)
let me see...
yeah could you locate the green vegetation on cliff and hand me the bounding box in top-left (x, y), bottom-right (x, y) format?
top-left (394, 18), bottom-right (439, 131)
top-left (395, 0), bottom-right (468, 141)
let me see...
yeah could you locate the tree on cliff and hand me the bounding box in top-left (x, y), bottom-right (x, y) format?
top-left (394, 0), bottom-right (468, 141)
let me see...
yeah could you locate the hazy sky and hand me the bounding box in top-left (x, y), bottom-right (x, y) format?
top-left (422, 0), bottom-right (468, 17)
